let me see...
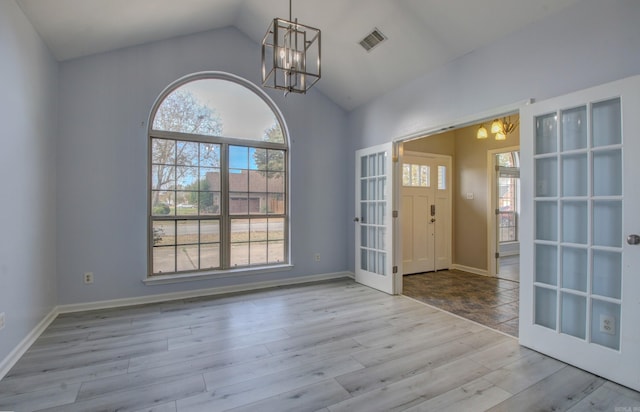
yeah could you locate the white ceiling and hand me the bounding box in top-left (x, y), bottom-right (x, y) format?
top-left (16, 0), bottom-right (583, 111)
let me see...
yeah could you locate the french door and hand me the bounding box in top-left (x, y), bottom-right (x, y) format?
top-left (354, 142), bottom-right (399, 294)
top-left (520, 75), bottom-right (640, 391)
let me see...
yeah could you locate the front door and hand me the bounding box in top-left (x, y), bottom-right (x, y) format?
top-left (401, 153), bottom-right (451, 274)
top-left (354, 142), bottom-right (398, 294)
top-left (520, 75), bottom-right (640, 391)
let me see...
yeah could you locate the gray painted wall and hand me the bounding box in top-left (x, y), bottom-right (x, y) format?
top-left (56, 27), bottom-right (349, 304)
top-left (347, 0), bottom-right (640, 272)
top-left (0, 1), bottom-right (58, 364)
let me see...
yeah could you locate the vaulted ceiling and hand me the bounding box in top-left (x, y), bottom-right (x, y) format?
top-left (16, 0), bottom-right (583, 110)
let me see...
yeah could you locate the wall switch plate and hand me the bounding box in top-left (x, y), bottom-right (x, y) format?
top-left (84, 272), bottom-right (94, 284)
top-left (0, 312), bottom-right (5, 330)
top-left (599, 314), bottom-right (615, 335)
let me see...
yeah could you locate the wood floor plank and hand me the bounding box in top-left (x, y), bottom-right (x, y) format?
top-left (132, 401), bottom-right (177, 412)
top-left (403, 377), bottom-right (511, 412)
top-left (328, 357), bottom-right (490, 412)
top-left (482, 350), bottom-right (566, 395)
top-left (0, 360), bottom-right (129, 396)
top-left (226, 379), bottom-right (351, 412)
top-left (335, 339), bottom-right (475, 396)
top-left (180, 356), bottom-right (363, 411)
top-left (38, 374), bottom-right (206, 412)
top-left (0, 382), bottom-right (81, 412)
top-left (127, 342), bottom-right (270, 374)
top-left (486, 365), bottom-right (605, 412)
top-left (202, 338), bottom-right (362, 389)
top-left (566, 383), bottom-right (640, 411)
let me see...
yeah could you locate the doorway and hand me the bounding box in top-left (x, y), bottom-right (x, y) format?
top-left (400, 118), bottom-right (521, 336)
top-left (400, 152), bottom-right (452, 274)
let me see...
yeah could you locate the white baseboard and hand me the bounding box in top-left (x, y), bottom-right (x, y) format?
top-left (0, 271), bottom-right (354, 380)
top-left (0, 307), bottom-right (59, 381)
top-left (57, 271), bottom-right (354, 314)
top-left (450, 264), bottom-right (488, 277)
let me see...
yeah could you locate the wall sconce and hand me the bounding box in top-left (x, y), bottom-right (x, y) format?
top-left (477, 116), bottom-right (518, 140)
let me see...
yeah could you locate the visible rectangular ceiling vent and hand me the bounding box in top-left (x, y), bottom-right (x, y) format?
top-left (359, 28), bottom-right (387, 52)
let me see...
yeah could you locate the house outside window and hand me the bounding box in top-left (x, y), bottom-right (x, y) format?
top-left (148, 73), bottom-right (289, 277)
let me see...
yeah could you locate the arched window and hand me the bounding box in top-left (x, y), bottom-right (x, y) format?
top-left (148, 73), bottom-right (289, 277)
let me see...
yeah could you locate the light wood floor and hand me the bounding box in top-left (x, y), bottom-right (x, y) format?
top-left (1, 278), bottom-right (639, 411)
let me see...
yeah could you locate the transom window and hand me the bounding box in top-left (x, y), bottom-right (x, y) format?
top-left (148, 73), bottom-right (289, 277)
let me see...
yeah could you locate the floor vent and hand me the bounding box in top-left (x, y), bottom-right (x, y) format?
top-left (359, 28), bottom-right (387, 52)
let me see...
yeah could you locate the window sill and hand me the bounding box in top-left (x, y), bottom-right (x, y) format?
top-left (143, 264), bottom-right (294, 286)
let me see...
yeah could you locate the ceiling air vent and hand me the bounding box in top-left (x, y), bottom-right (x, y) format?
top-left (359, 28), bottom-right (387, 52)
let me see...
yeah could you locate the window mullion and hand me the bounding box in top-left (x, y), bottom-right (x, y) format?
top-left (221, 143), bottom-right (231, 269)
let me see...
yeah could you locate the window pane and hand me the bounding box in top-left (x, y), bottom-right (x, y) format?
top-left (199, 192), bottom-right (220, 215)
top-left (175, 141), bottom-right (199, 166)
top-left (402, 164), bottom-right (410, 186)
top-left (152, 79), bottom-right (283, 142)
top-left (152, 165), bottom-right (175, 190)
top-left (153, 221), bottom-right (175, 246)
top-left (229, 169), bottom-right (249, 191)
top-left (230, 243), bottom-right (249, 267)
top-left (177, 245), bottom-right (199, 272)
top-left (268, 150), bottom-right (285, 171)
top-left (177, 221), bottom-right (199, 245)
top-left (268, 193), bottom-right (285, 214)
top-left (199, 143), bottom-right (220, 167)
top-left (411, 164), bottom-right (419, 186)
top-left (153, 246), bottom-right (175, 274)
top-left (200, 220), bottom-right (220, 243)
top-left (420, 166), bottom-right (430, 187)
top-left (230, 146), bottom-right (248, 169)
top-left (268, 172), bottom-right (285, 193)
top-left (250, 148), bottom-right (267, 170)
top-left (152, 191), bottom-right (174, 216)
top-left (250, 242), bottom-right (268, 265)
top-left (176, 166), bottom-right (198, 189)
top-left (230, 193), bottom-right (249, 215)
top-left (269, 218), bottom-right (285, 240)
top-left (152, 139), bottom-right (175, 165)
top-left (249, 170), bottom-right (267, 192)
top-left (250, 219), bottom-right (268, 241)
top-left (175, 192), bottom-right (197, 215)
top-left (231, 219), bottom-right (250, 242)
top-left (200, 244), bottom-right (220, 269)
top-left (268, 241), bottom-right (285, 263)
top-left (438, 166), bottom-right (446, 190)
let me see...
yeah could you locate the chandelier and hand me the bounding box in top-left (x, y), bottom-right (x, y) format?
top-left (477, 116), bottom-right (518, 140)
top-left (261, 0), bottom-right (321, 95)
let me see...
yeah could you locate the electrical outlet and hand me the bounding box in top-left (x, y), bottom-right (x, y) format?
top-left (314, 253), bottom-right (321, 262)
top-left (599, 314), bottom-right (615, 335)
top-left (0, 312), bottom-right (5, 330)
top-left (83, 272), bottom-right (94, 284)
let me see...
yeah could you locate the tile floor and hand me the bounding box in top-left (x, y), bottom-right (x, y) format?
top-left (403, 270), bottom-right (519, 337)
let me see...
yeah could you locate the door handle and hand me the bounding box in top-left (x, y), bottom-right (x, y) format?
top-left (354, 217), bottom-right (360, 223)
top-left (627, 234), bottom-right (640, 245)
top-left (430, 218), bottom-right (436, 223)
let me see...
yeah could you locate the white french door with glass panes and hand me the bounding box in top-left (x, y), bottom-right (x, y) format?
top-left (520, 75), bottom-right (640, 391)
top-left (355, 142), bottom-right (398, 295)
top-left (401, 153), bottom-right (451, 274)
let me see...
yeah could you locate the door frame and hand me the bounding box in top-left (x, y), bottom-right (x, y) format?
top-left (487, 145), bottom-right (520, 277)
top-left (400, 151), bottom-right (453, 275)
